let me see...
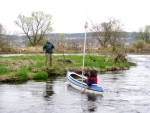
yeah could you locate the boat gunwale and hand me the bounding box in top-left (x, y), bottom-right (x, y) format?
top-left (67, 71), bottom-right (103, 93)
top-left (68, 71), bottom-right (98, 86)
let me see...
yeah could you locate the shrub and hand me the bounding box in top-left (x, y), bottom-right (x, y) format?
top-left (26, 37), bottom-right (47, 46)
top-left (132, 40), bottom-right (147, 50)
top-left (15, 71), bottom-right (28, 80)
top-left (33, 71), bottom-right (48, 80)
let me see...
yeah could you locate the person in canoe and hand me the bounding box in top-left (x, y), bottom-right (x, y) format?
top-left (81, 70), bottom-right (97, 93)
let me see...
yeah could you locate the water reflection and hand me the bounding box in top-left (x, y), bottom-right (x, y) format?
top-left (0, 80), bottom-right (28, 85)
top-left (44, 76), bottom-right (56, 97)
top-left (81, 93), bottom-right (103, 112)
top-left (45, 79), bottom-right (54, 97)
top-left (66, 83), bottom-right (103, 112)
top-left (86, 93), bottom-right (98, 112)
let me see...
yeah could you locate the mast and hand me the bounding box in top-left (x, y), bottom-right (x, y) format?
top-left (82, 22), bottom-right (88, 79)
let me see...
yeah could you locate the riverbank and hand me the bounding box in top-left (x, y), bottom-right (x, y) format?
top-left (0, 54), bottom-right (131, 82)
top-left (1, 46), bottom-right (150, 55)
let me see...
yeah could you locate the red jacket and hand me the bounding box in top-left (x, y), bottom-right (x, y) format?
top-left (87, 76), bottom-right (98, 84)
top-left (92, 77), bottom-right (98, 84)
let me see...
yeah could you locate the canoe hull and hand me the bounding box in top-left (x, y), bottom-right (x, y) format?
top-left (66, 71), bottom-right (103, 95)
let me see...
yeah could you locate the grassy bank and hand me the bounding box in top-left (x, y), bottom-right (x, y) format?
top-left (0, 54), bottom-right (130, 82)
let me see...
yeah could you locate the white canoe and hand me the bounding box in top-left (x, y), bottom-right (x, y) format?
top-left (66, 71), bottom-right (103, 95)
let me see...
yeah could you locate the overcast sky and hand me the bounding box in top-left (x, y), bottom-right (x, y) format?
top-left (0, 0), bottom-right (150, 33)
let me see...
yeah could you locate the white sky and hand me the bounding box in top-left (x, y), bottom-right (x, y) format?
top-left (0, 0), bottom-right (150, 33)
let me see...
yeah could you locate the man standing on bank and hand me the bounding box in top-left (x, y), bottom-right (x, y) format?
top-left (43, 38), bottom-right (54, 66)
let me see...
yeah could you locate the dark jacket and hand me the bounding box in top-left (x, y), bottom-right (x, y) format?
top-left (43, 42), bottom-right (54, 53)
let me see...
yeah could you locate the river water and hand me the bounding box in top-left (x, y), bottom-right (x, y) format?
top-left (0, 55), bottom-right (150, 113)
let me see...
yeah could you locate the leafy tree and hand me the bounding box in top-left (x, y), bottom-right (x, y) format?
top-left (14, 11), bottom-right (53, 46)
top-left (134, 25), bottom-right (150, 43)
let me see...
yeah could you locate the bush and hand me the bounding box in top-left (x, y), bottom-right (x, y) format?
top-left (15, 71), bottom-right (28, 80)
top-left (132, 40), bottom-right (147, 50)
top-left (26, 38), bottom-right (47, 46)
top-left (33, 71), bottom-right (48, 80)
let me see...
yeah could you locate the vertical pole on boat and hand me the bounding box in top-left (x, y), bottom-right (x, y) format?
top-left (82, 22), bottom-right (88, 81)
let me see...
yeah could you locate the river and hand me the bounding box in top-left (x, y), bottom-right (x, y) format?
top-left (0, 55), bottom-right (150, 113)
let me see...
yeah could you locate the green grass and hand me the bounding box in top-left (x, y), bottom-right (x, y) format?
top-left (32, 71), bottom-right (48, 80)
top-left (54, 55), bottom-right (130, 69)
top-left (20, 65), bottom-right (28, 70)
top-left (53, 65), bottom-right (64, 75)
top-left (0, 60), bottom-right (11, 69)
top-left (0, 67), bottom-right (13, 74)
top-left (0, 67), bottom-right (8, 74)
top-left (28, 64), bottom-right (33, 71)
top-left (6, 55), bottom-right (44, 60)
top-left (1, 55), bottom-right (130, 69)
top-left (36, 61), bottom-right (44, 68)
top-left (14, 70), bottom-right (28, 80)
top-left (0, 54), bottom-right (130, 81)
top-left (123, 62), bottom-right (130, 69)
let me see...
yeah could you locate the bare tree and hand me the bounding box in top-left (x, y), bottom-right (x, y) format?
top-left (90, 17), bottom-right (124, 48)
top-left (0, 24), bottom-right (22, 53)
top-left (90, 17), bottom-right (128, 61)
top-left (53, 33), bottom-right (66, 59)
top-left (0, 24), bottom-right (11, 52)
top-left (14, 11), bottom-right (53, 46)
top-left (54, 33), bottom-right (65, 45)
top-left (0, 24), bottom-right (9, 50)
top-left (134, 25), bottom-right (150, 43)
top-left (0, 24), bottom-right (6, 50)
top-left (0, 24), bottom-right (3, 34)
